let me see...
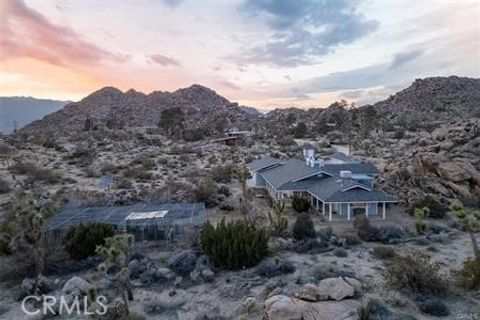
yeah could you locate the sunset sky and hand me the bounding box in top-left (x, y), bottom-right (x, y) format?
top-left (1, 0), bottom-right (479, 109)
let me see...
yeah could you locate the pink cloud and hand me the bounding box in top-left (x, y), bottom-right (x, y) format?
top-left (0, 0), bottom-right (126, 66)
top-left (148, 54), bottom-right (180, 67)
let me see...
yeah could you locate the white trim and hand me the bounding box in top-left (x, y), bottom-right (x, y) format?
top-left (291, 170), bottom-right (333, 182)
top-left (250, 163), bottom-right (281, 173)
top-left (341, 184), bottom-right (372, 192)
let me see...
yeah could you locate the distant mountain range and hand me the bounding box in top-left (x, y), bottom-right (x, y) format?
top-left (18, 84), bottom-right (260, 137)
top-left (0, 97), bottom-right (69, 134)
top-left (5, 76), bottom-right (480, 137)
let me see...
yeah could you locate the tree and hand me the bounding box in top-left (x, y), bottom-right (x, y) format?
top-left (8, 194), bottom-right (48, 274)
top-left (158, 107), bottom-right (185, 137)
top-left (293, 122), bottom-right (308, 138)
top-left (200, 218), bottom-right (268, 269)
top-left (293, 213), bottom-right (315, 240)
top-left (268, 199), bottom-right (288, 236)
top-left (450, 203), bottom-right (480, 260)
top-left (96, 234), bottom-right (135, 315)
top-left (63, 223), bottom-right (114, 260)
top-left (232, 165), bottom-right (252, 200)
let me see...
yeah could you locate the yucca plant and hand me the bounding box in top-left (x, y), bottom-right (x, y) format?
top-left (414, 207), bottom-right (429, 235)
top-left (200, 218), bottom-right (268, 269)
top-left (268, 199), bottom-right (288, 236)
top-left (450, 203), bottom-right (479, 261)
top-left (96, 234), bottom-right (135, 315)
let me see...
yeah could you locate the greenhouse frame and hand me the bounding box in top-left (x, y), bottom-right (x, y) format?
top-left (43, 202), bottom-right (207, 242)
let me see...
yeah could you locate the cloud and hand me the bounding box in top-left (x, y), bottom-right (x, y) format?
top-left (162, 0), bottom-right (183, 8)
top-left (389, 49), bottom-right (423, 69)
top-left (218, 80), bottom-right (241, 90)
top-left (235, 0), bottom-right (378, 67)
top-left (0, 0), bottom-right (126, 67)
top-left (148, 54), bottom-right (180, 67)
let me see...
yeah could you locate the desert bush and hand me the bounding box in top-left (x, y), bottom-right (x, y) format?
top-left (9, 160), bottom-right (37, 175)
top-left (268, 200), bottom-right (288, 236)
top-left (209, 165), bottom-right (233, 183)
top-left (183, 128), bottom-right (205, 142)
top-left (292, 213), bottom-right (315, 240)
top-left (372, 246), bottom-right (396, 260)
top-left (25, 168), bottom-right (62, 185)
top-left (101, 162), bottom-right (122, 174)
top-left (354, 215), bottom-right (375, 241)
top-left (291, 195), bottom-right (310, 213)
top-left (131, 155), bottom-right (156, 170)
top-left (217, 185), bottom-right (231, 197)
top-left (256, 256), bottom-right (295, 277)
top-left (65, 147), bottom-right (96, 167)
top-left (0, 177), bottom-right (10, 194)
top-left (384, 251), bottom-right (447, 295)
top-left (122, 168), bottom-right (152, 181)
top-left (63, 223), bottom-right (114, 260)
top-left (200, 218), bottom-right (268, 269)
top-left (193, 178), bottom-right (219, 208)
top-left (459, 259), bottom-right (480, 290)
top-left (312, 264), bottom-right (355, 281)
top-left (409, 195), bottom-right (447, 219)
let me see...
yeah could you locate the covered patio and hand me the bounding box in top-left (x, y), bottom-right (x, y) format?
top-left (307, 190), bottom-right (398, 221)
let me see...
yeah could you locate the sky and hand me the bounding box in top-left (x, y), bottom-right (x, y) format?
top-left (1, 0), bottom-right (479, 110)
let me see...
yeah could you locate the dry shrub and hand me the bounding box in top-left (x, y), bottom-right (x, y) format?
top-left (384, 251), bottom-right (447, 295)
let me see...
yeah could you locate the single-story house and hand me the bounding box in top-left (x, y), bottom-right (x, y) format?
top-left (248, 149), bottom-right (398, 221)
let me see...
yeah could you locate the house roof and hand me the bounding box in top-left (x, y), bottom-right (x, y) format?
top-left (251, 155), bottom-right (396, 203)
top-left (327, 152), bottom-right (359, 163)
top-left (248, 156), bottom-right (282, 172)
top-left (323, 163), bottom-right (379, 176)
top-left (306, 176), bottom-right (396, 202)
top-left (261, 158), bottom-right (320, 189)
top-left (324, 189), bottom-right (398, 203)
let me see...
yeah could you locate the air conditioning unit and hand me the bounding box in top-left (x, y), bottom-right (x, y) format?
top-left (340, 170), bottom-right (352, 178)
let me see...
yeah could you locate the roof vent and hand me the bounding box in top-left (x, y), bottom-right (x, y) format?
top-left (340, 170), bottom-right (352, 178)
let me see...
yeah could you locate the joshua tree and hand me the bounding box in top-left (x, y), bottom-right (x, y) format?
top-left (414, 207), bottom-right (429, 235)
top-left (268, 199), bottom-right (288, 236)
top-left (96, 234), bottom-right (135, 315)
top-left (232, 165), bottom-right (252, 200)
top-left (450, 203), bottom-right (480, 260)
top-left (10, 193), bottom-right (46, 274)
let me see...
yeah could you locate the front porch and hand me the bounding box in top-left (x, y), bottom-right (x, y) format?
top-left (306, 192), bottom-right (389, 221)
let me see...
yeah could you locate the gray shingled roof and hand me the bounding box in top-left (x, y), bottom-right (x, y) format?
top-left (254, 155), bottom-right (396, 203)
top-left (324, 189), bottom-right (398, 202)
top-left (327, 152), bottom-right (359, 163)
top-left (323, 163), bottom-right (379, 176)
top-left (261, 158), bottom-right (320, 189)
top-left (248, 156), bottom-right (282, 172)
top-left (306, 177), bottom-right (396, 202)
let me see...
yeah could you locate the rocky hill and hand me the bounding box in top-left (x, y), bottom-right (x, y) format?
top-left (372, 76), bottom-right (480, 122)
top-left (258, 76), bottom-right (480, 134)
top-left (19, 84), bottom-right (258, 137)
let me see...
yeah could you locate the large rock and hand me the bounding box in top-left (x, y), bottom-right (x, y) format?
top-left (296, 283), bottom-right (326, 302)
top-left (265, 295), bottom-right (302, 320)
top-left (21, 275), bottom-right (54, 297)
top-left (294, 298), bottom-right (361, 320)
top-left (62, 276), bottom-right (92, 297)
top-left (167, 250), bottom-right (197, 276)
top-left (318, 277), bottom-right (355, 301)
top-left (436, 161), bottom-right (473, 182)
